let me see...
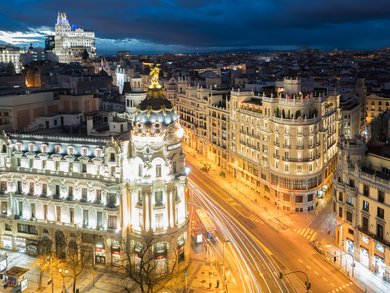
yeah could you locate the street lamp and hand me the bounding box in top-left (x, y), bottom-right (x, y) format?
top-left (222, 239), bottom-right (230, 292)
top-left (278, 270), bottom-right (311, 292)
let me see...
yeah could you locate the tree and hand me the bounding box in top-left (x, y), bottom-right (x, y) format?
top-left (62, 244), bottom-right (93, 293)
top-left (32, 253), bottom-right (63, 290)
top-left (121, 233), bottom-right (178, 293)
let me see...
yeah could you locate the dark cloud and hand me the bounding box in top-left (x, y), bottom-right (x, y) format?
top-left (0, 0), bottom-right (390, 51)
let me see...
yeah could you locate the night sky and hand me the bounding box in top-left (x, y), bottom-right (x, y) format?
top-left (0, 0), bottom-right (390, 53)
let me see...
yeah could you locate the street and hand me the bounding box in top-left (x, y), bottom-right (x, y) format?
top-left (188, 161), bottom-right (362, 293)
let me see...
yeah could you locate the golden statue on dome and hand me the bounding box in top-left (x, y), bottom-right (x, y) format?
top-left (144, 62), bottom-right (161, 89)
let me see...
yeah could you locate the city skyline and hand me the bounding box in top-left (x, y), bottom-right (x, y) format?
top-left (0, 0), bottom-right (390, 54)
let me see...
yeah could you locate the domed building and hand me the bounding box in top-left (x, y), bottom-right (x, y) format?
top-left (0, 64), bottom-right (188, 281)
top-left (121, 65), bottom-right (188, 273)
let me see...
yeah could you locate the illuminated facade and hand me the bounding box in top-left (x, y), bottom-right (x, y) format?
top-left (177, 78), bottom-right (340, 212)
top-left (53, 12), bottom-right (96, 63)
top-left (0, 66), bottom-right (188, 270)
top-left (334, 137), bottom-right (390, 279)
top-left (0, 46), bottom-right (25, 73)
top-left (366, 94), bottom-right (390, 124)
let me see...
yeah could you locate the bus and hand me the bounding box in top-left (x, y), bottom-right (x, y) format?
top-left (196, 208), bottom-right (218, 242)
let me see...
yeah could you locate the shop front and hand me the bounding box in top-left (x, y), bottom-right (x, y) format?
top-left (95, 242), bottom-right (106, 265)
top-left (26, 240), bottom-right (38, 256)
top-left (1, 235), bottom-right (12, 250)
top-left (373, 254), bottom-right (385, 277)
top-left (360, 247), bottom-right (369, 268)
top-left (345, 238), bottom-right (354, 255)
top-left (111, 240), bottom-right (121, 266)
top-left (14, 237), bottom-right (26, 253)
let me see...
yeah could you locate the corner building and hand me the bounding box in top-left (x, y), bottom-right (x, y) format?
top-left (0, 76), bottom-right (188, 272)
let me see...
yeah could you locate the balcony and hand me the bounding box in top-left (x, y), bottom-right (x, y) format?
top-left (357, 225), bottom-right (390, 248)
top-left (283, 144), bottom-right (291, 149)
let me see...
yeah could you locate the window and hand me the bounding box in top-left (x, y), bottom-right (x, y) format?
top-left (42, 183), bottom-right (47, 195)
top-left (83, 209), bottom-right (89, 227)
top-left (31, 203), bottom-right (35, 219)
top-left (307, 194), bottom-right (313, 202)
top-left (97, 212), bottom-right (102, 228)
top-left (67, 146), bottom-right (74, 155)
top-left (82, 188), bottom-right (88, 201)
top-left (283, 193), bottom-right (290, 202)
top-left (96, 190), bottom-right (101, 203)
top-left (0, 181), bottom-right (6, 194)
top-left (68, 186), bottom-right (73, 198)
top-left (377, 207), bottom-right (384, 219)
top-left (69, 208), bottom-right (74, 224)
top-left (55, 185), bottom-right (60, 197)
top-left (362, 216), bottom-right (369, 231)
top-left (43, 204), bottom-right (48, 220)
top-left (338, 192), bottom-right (343, 201)
top-left (108, 216), bottom-right (117, 229)
top-left (17, 224), bottom-right (37, 235)
top-left (110, 153), bottom-right (115, 162)
top-left (18, 201), bottom-right (23, 217)
top-left (82, 163), bottom-right (87, 173)
top-left (68, 162), bottom-right (73, 173)
top-left (362, 200), bottom-right (369, 212)
top-left (5, 223), bottom-right (11, 231)
top-left (155, 213), bottom-right (163, 229)
top-left (284, 164), bottom-right (289, 171)
top-left (156, 164), bottom-right (162, 177)
top-left (363, 185), bottom-right (369, 196)
top-left (1, 202), bottom-right (7, 215)
top-left (339, 207), bottom-right (343, 218)
top-left (56, 206), bottom-right (61, 222)
top-left (378, 190), bottom-right (385, 203)
top-left (295, 196), bottom-right (303, 203)
top-left (173, 161), bottom-right (177, 173)
top-left (107, 193), bottom-right (117, 207)
top-left (377, 223), bottom-right (384, 240)
top-left (347, 196), bottom-right (353, 206)
top-left (346, 211), bottom-right (353, 223)
top-left (29, 182), bottom-right (34, 195)
top-left (155, 191), bottom-right (163, 206)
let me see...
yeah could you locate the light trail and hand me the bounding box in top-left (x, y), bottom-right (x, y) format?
top-left (190, 179), bottom-right (292, 293)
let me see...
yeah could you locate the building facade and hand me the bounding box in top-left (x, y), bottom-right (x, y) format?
top-left (0, 46), bottom-right (25, 73)
top-left (334, 137), bottom-right (390, 280)
top-left (53, 12), bottom-right (96, 64)
top-left (0, 69), bottom-right (188, 273)
top-left (176, 78), bottom-right (340, 212)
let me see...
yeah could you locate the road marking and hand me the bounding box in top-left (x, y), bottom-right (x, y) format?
top-left (309, 232), bottom-right (318, 242)
top-left (314, 271), bottom-right (319, 275)
top-left (306, 265), bottom-right (311, 269)
top-left (349, 282), bottom-right (353, 285)
top-left (248, 214), bottom-right (262, 222)
top-left (298, 259), bottom-right (303, 263)
top-left (330, 283), bottom-right (335, 287)
top-left (322, 277), bottom-right (328, 281)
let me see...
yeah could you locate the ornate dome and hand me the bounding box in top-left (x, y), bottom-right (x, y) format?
top-left (134, 65), bottom-right (179, 126)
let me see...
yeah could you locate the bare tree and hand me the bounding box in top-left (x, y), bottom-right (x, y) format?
top-left (121, 233), bottom-right (178, 293)
top-left (32, 253), bottom-right (63, 290)
top-left (62, 244), bottom-right (93, 293)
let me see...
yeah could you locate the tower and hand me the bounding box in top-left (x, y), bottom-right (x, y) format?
top-left (122, 64), bottom-right (188, 273)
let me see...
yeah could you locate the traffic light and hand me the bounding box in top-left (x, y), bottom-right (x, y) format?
top-left (305, 281), bottom-right (311, 290)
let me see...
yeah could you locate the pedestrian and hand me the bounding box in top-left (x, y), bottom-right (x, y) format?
top-left (216, 280), bottom-right (220, 288)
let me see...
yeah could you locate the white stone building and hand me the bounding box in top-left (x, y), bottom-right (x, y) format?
top-left (0, 73), bottom-right (188, 271)
top-left (53, 12), bottom-right (96, 64)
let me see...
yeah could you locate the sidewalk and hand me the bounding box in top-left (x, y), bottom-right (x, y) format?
top-left (184, 144), bottom-right (390, 293)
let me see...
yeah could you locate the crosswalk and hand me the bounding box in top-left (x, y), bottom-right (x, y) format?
top-left (248, 214), bottom-right (262, 223)
top-left (293, 227), bottom-right (318, 242)
top-left (328, 281), bottom-right (354, 292)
